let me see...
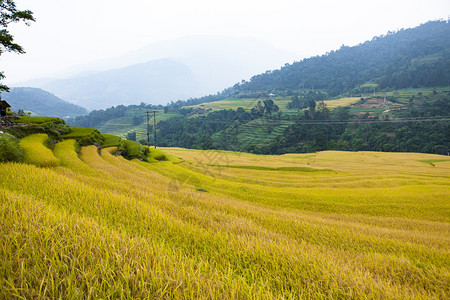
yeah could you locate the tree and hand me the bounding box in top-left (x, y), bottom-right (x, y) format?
top-left (307, 99), bottom-right (316, 119)
top-left (262, 99), bottom-right (279, 114)
top-left (132, 115), bottom-right (143, 125)
top-left (126, 131), bottom-right (136, 141)
top-left (287, 95), bottom-right (301, 111)
top-left (0, 0), bottom-right (35, 92)
top-left (316, 101), bottom-right (330, 119)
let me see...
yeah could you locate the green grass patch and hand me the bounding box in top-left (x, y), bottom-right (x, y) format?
top-left (61, 127), bottom-right (97, 138)
top-left (61, 127), bottom-right (104, 146)
top-left (14, 116), bottom-right (63, 124)
top-left (102, 134), bottom-right (122, 148)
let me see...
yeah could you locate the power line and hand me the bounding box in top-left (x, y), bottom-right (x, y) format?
top-left (197, 116), bottom-right (450, 126)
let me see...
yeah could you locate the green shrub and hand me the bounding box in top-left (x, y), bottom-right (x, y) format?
top-left (146, 148), bottom-right (183, 163)
top-left (0, 133), bottom-right (22, 162)
top-left (147, 148), bottom-right (167, 161)
top-left (117, 140), bottom-right (148, 161)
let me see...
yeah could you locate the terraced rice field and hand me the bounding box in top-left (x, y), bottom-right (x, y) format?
top-left (213, 118), bottom-right (294, 150)
top-left (188, 96), bottom-right (360, 112)
top-left (98, 111), bottom-right (175, 142)
top-left (1, 135), bottom-right (449, 298)
top-left (187, 97), bottom-right (291, 111)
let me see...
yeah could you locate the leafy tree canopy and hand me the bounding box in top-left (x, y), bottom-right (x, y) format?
top-left (0, 0), bottom-right (34, 92)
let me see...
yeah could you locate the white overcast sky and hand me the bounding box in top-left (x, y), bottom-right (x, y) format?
top-left (1, 0), bottom-right (449, 83)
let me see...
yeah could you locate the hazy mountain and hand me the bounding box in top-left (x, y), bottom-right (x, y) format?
top-left (19, 36), bottom-right (297, 109)
top-left (38, 59), bottom-right (200, 110)
top-left (2, 87), bottom-right (88, 119)
top-left (62, 36), bottom-right (298, 93)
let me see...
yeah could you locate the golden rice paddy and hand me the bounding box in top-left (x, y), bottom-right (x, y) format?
top-left (0, 136), bottom-right (449, 298)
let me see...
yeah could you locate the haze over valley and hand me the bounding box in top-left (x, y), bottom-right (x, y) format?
top-left (14, 36), bottom-right (297, 110)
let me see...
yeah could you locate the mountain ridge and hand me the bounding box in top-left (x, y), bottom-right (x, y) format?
top-left (231, 20), bottom-right (450, 96)
top-left (2, 87), bottom-right (87, 119)
top-left (38, 58), bottom-right (200, 110)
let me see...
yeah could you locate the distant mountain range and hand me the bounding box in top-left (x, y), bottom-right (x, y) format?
top-left (2, 87), bottom-right (87, 119)
top-left (17, 36), bottom-right (297, 110)
top-left (35, 59), bottom-right (201, 110)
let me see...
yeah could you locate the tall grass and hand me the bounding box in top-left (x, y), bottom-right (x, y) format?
top-left (0, 145), bottom-right (449, 298)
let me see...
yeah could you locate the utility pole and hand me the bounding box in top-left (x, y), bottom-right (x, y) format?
top-left (145, 110), bottom-right (158, 147)
top-left (152, 110), bottom-right (157, 148)
top-left (145, 111), bottom-right (151, 145)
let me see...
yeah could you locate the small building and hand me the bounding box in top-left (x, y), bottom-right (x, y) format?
top-left (0, 100), bottom-right (11, 117)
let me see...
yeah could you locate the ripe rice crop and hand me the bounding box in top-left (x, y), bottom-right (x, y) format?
top-left (0, 142), bottom-right (449, 298)
top-left (19, 133), bottom-right (59, 167)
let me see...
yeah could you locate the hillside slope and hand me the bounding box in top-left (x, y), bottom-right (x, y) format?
top-left (233, 20), bottom-right (450, 96)
top-left (2, 87), bottom-right (87, 119)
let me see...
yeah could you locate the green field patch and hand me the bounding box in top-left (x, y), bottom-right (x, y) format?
top-left (102, 134), bottom-right (122, 148)
top-left (61, 127), bottom-right (96, 138)
top-left (212, 118), bottom-right (294, 150)
top-left (61, 127), bottom-right (104, 146)
top-left (187, 96), bottom-right (360, 113)
top-left (187, 97), bottom-right (292, 111)
top-left (15, 116), bottom-right (63, 124)
top-left (98, 112), bottom-right (176, 142)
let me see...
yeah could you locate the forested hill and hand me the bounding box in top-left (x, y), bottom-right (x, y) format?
top-left (2, 87), bottom-right (88, 119)
top-left (230, 20), bottom-right (449, 97)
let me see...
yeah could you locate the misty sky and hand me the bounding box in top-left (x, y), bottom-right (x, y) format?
top-left (1, 0), bottom-right (449, 83)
